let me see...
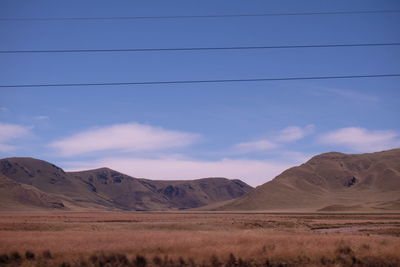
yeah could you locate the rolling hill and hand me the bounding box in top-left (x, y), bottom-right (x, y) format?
top-left (2, 149), bottom-right (399, 212)
top-left (0, 157), bottom-right (253, 211)
top-left (213, 149), bottom-right (400, 211)
top-left (0, 173), bottom-right (64, 211)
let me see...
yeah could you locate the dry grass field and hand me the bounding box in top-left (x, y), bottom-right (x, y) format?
top-left (0, 212), bottom-right (400, 266)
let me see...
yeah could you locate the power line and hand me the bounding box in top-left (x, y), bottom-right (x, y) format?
top-left (1, 10), bottom-right (399, 21)
top-left (1, 42), bottom-right (399, 54)
top-left (1, 74), bottom-right (399, 88)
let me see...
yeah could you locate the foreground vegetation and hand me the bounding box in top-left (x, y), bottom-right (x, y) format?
top-left (0, 212), bottom-right (399, 266)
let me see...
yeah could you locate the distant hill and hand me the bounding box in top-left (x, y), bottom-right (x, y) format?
top-left (0, 157), bottom-right (253, 211)
top-left (0, 173), bottom-right (64, 211)
top-left (0, 157), bottom-right (120, 210)
top-left (139, 177), bottom-right (251, 209)
top-left (71, 167), bottom-right (252, 210)
top-left (212, 149), bottom-right (400, 212)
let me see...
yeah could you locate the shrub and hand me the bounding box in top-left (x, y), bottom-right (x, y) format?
top-left (0, 254), bottom-right (10, 264)
top-left (25, 250), bottom-right (35, 260)
top-left (178, 257), bottom-right (186, 266)
top-left (10, 251), bottom-right (22, 262)
top-left (42, 250), bottom-right (53, 259)
top-left (226, 253), bottom-right (237, 267)
top-left (335, 244), bottom-right (353, 256)
top-left (152, 256), bottom-right (162, 265)
top-left (134, 255), bottom-right (147, 267)
top-left (210, 255), bottom-right (221, 267)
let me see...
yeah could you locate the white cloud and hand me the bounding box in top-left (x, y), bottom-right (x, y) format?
top-left (276, 125), bottom-right (315, 142)
top-left (0, 123), bottom-right (31, 142)
top-left (34, 115), bottom-right (49, 121)
top-left (232, 139), bottom-right (278, 154)
top-left (0, 122), bottom-right (32, 152)
top-left (231, 125), bottom-right (314, 154)
top-left (49, 122), bottom-right (201, 157)
top-left (0, 143), bottom-right (15, 152)
top-left (279, 151), bottom-right (313, 163)
top-left (63, 156), bottom-right (297, 187)
top-left (319, 127), bottom-right (400, 152)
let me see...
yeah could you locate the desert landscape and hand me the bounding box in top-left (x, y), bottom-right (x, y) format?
top-left (0, 212), bottom-right (400, 266)
top-left (1, 149), bottom-right (400, 266)
top-left (1, 149), bottom-right (399, 213)
top-left (1, 2), bottom-right (400, 266)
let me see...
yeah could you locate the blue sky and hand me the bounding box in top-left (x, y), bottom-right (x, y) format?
top-left (1, 0), bottom-right (399, 186)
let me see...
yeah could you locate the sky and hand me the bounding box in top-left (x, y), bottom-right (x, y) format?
top-left (0, 0), bottom-right (399, 186)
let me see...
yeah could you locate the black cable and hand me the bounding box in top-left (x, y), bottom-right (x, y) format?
top-left (1, 43), bottom-right (399, 54)
top-left (1, 10), bottom-right (399, 21)
top-left (1, 74), bottom-right (399, 88)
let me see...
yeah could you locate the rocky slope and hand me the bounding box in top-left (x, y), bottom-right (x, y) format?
top-left (0, 173), bottom-right (64, 210)
top-left (214, 149), bottom-right (400, 211)
top-left (0, 157), bottom-right (253, 211)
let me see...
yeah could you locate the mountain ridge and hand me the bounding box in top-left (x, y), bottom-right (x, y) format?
top-left (1, 148), bottom-right (399, 212)
top-left (0, 157), bottom-right (253, 211)
top-left (211, 148), bottom-right (400, 211)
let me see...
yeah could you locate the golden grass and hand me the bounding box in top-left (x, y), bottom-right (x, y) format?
top-left (0, 212), bottom-right (399, 266)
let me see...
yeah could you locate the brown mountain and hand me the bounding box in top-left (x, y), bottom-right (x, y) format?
top-left (0, 157), bottom-right (253, 211)
top-left (139, 177), bottom-right (251, 209)
top-left (214, 149), bottom-right (400, 212)
top-left (0, 157), bottom-right (121, 210)
top-left (0, 173), bottom-right (64, 211)
top-left (69, 167), bottom-right (252, 210)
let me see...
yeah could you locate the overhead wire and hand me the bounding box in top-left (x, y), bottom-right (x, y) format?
top-left (1, 10), bottom-right (399, 21)
top-left (1, 42), bottom-right (399, 54)
top-left (1, 10), bottom-right (398, 88)
top-left (1, 74), bottom-right (399, 88)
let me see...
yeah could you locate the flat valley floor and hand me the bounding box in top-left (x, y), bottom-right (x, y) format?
top-left (1, 212), bottom-right (400, 266)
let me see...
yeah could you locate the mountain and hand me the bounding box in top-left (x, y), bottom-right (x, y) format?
top-left (0, 157), bottom-right (121, 210)
top-left (0, 173), bottom-right (64, 211)
top-left (138, 177), bottom-right (251, 209)
top-left (0, 157), bottom-right (253, 211)
top-left (214, 149), bottom-right (400, 212)
top-left (69, 167), bottom-right (252, 210)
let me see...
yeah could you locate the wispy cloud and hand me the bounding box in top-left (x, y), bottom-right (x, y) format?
top-left (276, 125), bottom-right (315, 142)
top-left (49, 122), bottom-right (201, 157)
top-left (231, 125), bottom-right (314, 154)
top-left (0, 144), bottom-right (15, 152)
top-left (34, 115), bottom-right (49, 121)
top-left (232, 139), bottom-right (278, 154)
top-left (318, 127), bottom-right (400, 152)
top-left (63, 156), bottom-right (297, 186)
top-left (0, 107), bottom-right (8, 113)
top-left (326, 88), bottom-right (379, 103)
top-left (278, 151), bottom-right (313, 163)
top-left (0, 122), bottom-right (32, 152)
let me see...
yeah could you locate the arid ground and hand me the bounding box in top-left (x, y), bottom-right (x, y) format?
top-left (0, 212), bottom-right (400, 266)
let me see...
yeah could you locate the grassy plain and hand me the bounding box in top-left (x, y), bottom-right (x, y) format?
top-left (0, 212), bottom-right (399, 266)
